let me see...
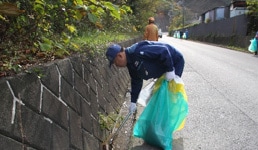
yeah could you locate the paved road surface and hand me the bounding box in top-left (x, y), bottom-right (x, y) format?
top-left (112, 33), bottom-right (258, 150)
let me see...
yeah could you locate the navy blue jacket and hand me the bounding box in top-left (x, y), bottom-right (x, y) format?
top-left (125, 41), bottom-right (184, 103)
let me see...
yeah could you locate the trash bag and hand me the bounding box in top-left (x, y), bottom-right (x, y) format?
top-left (137, 80), bottom-right (155, 107)
top-left (248, 38), bottom-right (257, 52)
top-left (183, 33), bottom-right (186, 39)
top-left (133, 75), bottom-right (188, 150)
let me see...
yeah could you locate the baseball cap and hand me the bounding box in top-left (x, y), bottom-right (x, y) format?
top-left (106, 44), bottom-right (121, 67)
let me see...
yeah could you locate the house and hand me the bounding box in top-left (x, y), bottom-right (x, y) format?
top-left (229, 0), bottom-right (248, 18)
top-left (215, 6), bottom-right (229, 20)
top-left (198, 0), bottom-right (248, 23)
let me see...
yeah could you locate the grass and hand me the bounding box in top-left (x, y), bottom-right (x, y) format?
top-left (226, 45), bottom-right (249, 52)
top-left (0, 31), bottom-right (141, 78)
top-left (72, 31), bottom-right (141, 56)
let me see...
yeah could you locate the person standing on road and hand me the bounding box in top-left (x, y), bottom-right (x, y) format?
top-left (106, 40), bottom-right (185, 113)
top-left (143, 17), bottom-right (159, 41)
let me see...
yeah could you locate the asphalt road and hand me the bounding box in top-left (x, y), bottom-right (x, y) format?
top-left (112, 33), bottom-right (258, 150)
top-left (162, 34), bottom-right (258, 150)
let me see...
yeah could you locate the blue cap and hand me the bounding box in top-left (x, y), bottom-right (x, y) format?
top-left (106, 44), bottom-right (121, 67)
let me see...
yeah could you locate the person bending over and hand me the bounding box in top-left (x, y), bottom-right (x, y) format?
top-left (106, 40), bottom-right (185, 113)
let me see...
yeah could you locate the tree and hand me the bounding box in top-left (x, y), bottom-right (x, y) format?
top-left (246, 0), bottom-right (258, 34)
top-left (126, 0), bottom-right (161, 31)
top-left (0, 0), bottom-right (132, 76)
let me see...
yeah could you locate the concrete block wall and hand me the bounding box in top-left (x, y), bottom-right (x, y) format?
top-left (173, 14), bottom-right (254, 49)
top-left (0, 38), bottom-right (141, 150)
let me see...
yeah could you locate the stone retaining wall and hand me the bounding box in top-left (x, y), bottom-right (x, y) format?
top-left (0, 37), bottom-right (141, 150)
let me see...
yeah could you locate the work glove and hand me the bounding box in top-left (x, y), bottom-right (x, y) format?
top-left (129, 102), bottom-right (137, 114)
top-left (165, 70), bottom-right (176, 81)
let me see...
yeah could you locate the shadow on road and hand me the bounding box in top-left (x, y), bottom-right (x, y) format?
top-left (130, 137), bottom-right (184, 150)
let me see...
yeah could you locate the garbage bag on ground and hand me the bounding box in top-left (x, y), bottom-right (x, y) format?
top-left (183, 33), bottom-right (186, 39)
top-left (133, 75), bottom-right (188, 150)
top-left (248, 38), bottom-right (257, 52)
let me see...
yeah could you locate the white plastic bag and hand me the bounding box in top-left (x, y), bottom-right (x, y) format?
top-left (137, 81), bottom-right (155, 106)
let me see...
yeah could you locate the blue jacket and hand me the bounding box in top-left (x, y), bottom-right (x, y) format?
top-left (125, 41), bottom-right (184, 103)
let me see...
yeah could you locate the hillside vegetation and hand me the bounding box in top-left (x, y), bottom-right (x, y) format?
top-left (0, 0), bottom-right (257, 78)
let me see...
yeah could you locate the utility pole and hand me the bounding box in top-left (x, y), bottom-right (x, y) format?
top-left (178, 0), bottom-right (185, 28)
top-left (182, 6), bottom-right (185, 28)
